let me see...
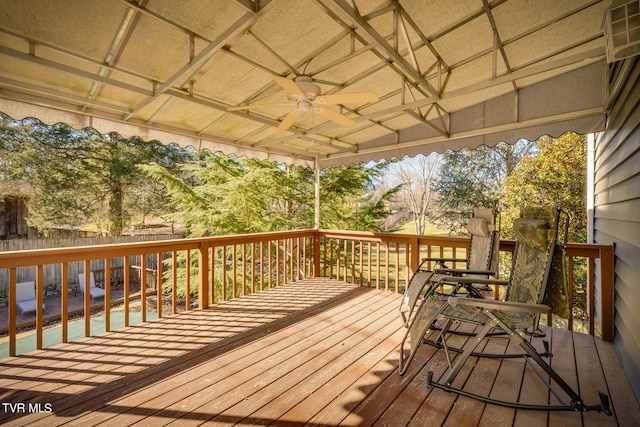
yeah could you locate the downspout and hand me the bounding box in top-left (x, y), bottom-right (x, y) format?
top-left (587, 133), bottom-right (595, 243)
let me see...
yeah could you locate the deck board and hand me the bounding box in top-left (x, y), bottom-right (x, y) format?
top-left (0, 278), bottom-right (638, 426)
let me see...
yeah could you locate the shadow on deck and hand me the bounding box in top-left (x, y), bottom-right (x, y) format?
top-left (0, 278), bottom-right (638, 426)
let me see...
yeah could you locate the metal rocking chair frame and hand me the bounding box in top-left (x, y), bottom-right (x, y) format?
top-left (398, 206), bottom-right (612, 414)
top-left (399, 208), bottom-right (500, 328)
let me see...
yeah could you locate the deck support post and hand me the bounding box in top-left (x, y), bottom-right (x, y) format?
top-left (198, 243), bottom-right (209, 309)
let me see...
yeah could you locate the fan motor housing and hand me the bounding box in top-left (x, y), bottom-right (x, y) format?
top-left (295, 76), bottom-right (321, 100)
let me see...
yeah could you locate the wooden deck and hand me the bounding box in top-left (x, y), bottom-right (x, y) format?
top-left (0, 278), bottom-right (637, 426)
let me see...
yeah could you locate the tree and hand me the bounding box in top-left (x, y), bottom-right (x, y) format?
top-left (502, 133), bottom-right (587, 242)
top-left (317, 162), bottom-right (400, 231)
top-left (387, 154), bottom-right (440, 234)
top-left (142, 153), bottom-right (397, 236)
top-left (1, 118), bottom-right (105, 234)
top-left (0, 115), bottom-right (187, 236)
top-left (142, 153), bottom-right (298, 236)
top-left (432, 141), bottom-right (536, 234)
top-left (2, 114), bottom-right (396, 238)
top-left (0, 115), bottom-right (31, 196)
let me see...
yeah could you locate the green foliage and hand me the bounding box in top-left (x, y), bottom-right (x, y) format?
top-left (143, 153), bottom-right (394, 236)
top-left (161, 250), bottom-right (199, 298)
top-left (432, 133), bottom-right (586, 239)
top-left (319, 162), bottom-right (400, 230)
top-left (0, 115), bottom-right (188, 236)
top-left (432, 141), bottom-right (536, 234)
top-left (502, 133), bottom-right (587, 242)
top-left (2, 114), bottom-right (394, 238)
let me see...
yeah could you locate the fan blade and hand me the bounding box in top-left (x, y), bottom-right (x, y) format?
top-left (227, 102), bottom-right (289, 111)
top-left (316, 107), bottom-right (356, 127)
top-left (272, 76), bottom-right (305, 97)
top-left (277, 110), bottom-right (299, 130)
top-left (319, 92), bottom-right (379, 104)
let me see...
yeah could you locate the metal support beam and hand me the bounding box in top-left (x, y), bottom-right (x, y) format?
top-left (330, 0), bottom-right (440, 98)
top-left (314, 155), bottom-right (321, 230)
top-left (353, 48), bottom-right (606, 124)
top-left (0, 46), bottom-right (153, 97)
top-left (124, 0), bottom-right (278, 120)
top-left (233, 0), bottom-right (273, 13)
top-left (405, 109), bottom-right (448, 136)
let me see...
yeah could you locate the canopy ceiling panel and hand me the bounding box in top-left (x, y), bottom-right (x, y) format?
top-left (432, 17), bottom-right (495, 66)
top-left (401, 0), bottom-right (479, 38)
top-left (0, 0), bottom-right (611, 168)
top-left (116, 20), bottom-right (191, 83)
top-left (149, 0), bottom-right (248, 39)
top-left (1, 1), bottom-right (121, 60)
top-left (199, 54), bottom-right (272, 103)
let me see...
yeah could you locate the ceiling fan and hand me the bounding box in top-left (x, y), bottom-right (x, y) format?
top-left (228, 75), bottom-right (379, 130)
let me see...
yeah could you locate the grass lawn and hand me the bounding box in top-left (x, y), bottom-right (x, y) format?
top-left (389, 219), bottom-right (452, 236)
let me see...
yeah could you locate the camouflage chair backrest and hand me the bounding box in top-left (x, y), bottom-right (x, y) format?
top-left (502, 206), bottom-right (559, 328)
top-left (465, 208), bottom-right (499, 277)
top-left (544, 243), bottom-right (571, 319)
top-left (519, 206), bottom-right (569, 317)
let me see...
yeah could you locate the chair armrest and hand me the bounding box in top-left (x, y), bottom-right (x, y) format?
top-left (433, 268), bottom-right (496, 276)
top-left (448, 296), bottom-right (551, 314)
top-left (438, 276), bottom-right (509, 287)
top-left (422, 257), bottom-right (466, 263)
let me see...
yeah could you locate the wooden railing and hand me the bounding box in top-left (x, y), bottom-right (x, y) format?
top-left (318, 230), bottom-right (615, 341)
top-left (0, 230), bottom-right (316, 356)
top-left (0, 229), bottom-right (614, 357)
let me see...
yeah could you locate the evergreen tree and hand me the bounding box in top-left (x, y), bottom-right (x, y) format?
top-left (141, 154), bottom-right (396, 236)
top-left (0, 115), bottom-right (187, 236)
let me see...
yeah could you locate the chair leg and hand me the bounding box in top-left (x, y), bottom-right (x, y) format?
top-left (399, 298), bottom-right (448, 375)
top-left (440, 318), bottom-right (499, 386)
top-left (428, 309), bottom-right (613, 414)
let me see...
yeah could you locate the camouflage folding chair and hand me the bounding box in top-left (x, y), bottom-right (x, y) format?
top-left (398, 206), bottom-right (611, 414)
top-left (399, 208), bottom-right (499, 328)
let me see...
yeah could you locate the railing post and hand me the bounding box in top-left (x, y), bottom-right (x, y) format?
top-left (9, 267), bottom-right (16, 357)
top-left (600, 245), bottom-right (615, 342)
top-left (62, 262), bottom-right (69, 342)
top-left (198, 242), bottom-right (209, 309)
top-left (104, 258), bottom-right (111, 332)
top-left (410, 236), bottom-right (420, 273)
top-left (141, 254), bottom-right (147, 323)
top-left (84, 259), bottom-right (91, 337)
top-left (186, 250), bottom-right (191, 309)
top-left (36, 264), bottom-right (44, 349)
top-left (314, 230), bottom-right (321, 277)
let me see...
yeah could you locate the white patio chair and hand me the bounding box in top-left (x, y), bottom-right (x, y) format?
top-left (78, 272), bottom-right (106, 304)
top-left (16, 281), bottom-right (46, 317)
